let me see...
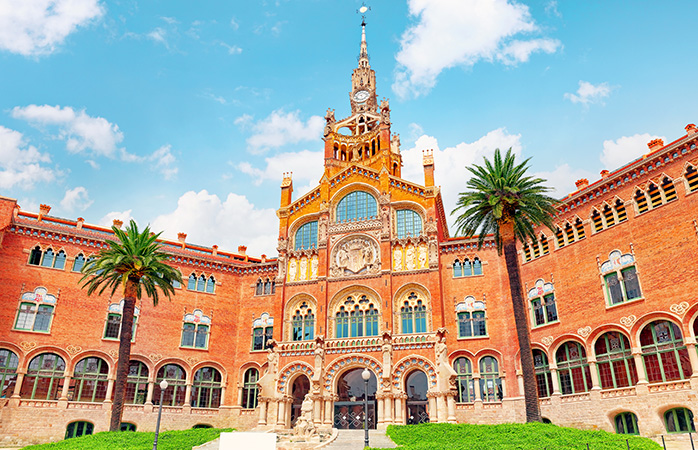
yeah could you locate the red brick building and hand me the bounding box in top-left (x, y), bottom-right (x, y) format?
top-left (1, 22), bottom-right (697, 446)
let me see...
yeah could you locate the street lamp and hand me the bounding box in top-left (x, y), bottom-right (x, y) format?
top-left (152, 379), bottom-right (169, 450)
top-left (361, 367), bottom-right (371, 448)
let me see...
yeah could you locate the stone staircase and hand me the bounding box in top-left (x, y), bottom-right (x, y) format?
top-left (324, 429), bottom-right (397, 450)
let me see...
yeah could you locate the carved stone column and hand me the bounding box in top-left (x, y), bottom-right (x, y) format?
top-left (323, 395), bottom-right (336, 426)
top-left (516, 370), bottom-right (524, 396)
top-left (59, 375), bottom-right (71, 401)
top-left (258, 397), bottom-right (268, 425)
top-left (632, 350), bottom-right (648, 384)
top-left (145, 381), bottom-right (155, 405)
top-left (11, 371), bottom-right (25, 399)
top-left (376, 393), bottom-right (385, 425)
top-left (312, 394), bottom-right (323, 426)
top-left (472, 375), bottom-right (482, 402)
top-left (550, 368), bottom-right (561, 395)
top-left (276, 399), bottom-right (286, 427)
top-left (426, 391), bottom-right (438, 422)
top-left (383, 394), bottom-right (393, 424)
top-left (103, 377), bottom-right (115, 404)
top-left (219, 384), bottom-right (226, 407)
top-left (588, 360), bottom-right (600, 390)
top-left (684, 342), bottom-right (698, 376)
top-left (394, 392), bottom-right (406, 424)
top-left (446, 391), bottom-right (457, 423)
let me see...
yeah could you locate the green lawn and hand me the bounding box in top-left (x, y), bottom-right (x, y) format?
top-left (21, 428), bottom-right (233, 450)
top-left (371, 423), bottom-right (662, 450)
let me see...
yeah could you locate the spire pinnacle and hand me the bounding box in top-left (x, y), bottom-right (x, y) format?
top-left (357, 3), bottom-right (370, 67)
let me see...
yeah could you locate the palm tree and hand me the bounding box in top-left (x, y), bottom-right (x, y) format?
top-left (80, 220), bottom-right (182, 431)
top-left (451, 148), bottom-right (558, 422)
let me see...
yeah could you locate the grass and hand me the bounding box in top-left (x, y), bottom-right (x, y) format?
top-left (370, 423), bottom-right (662, 450)
top-left (21, 428), bottom-right (233, 450)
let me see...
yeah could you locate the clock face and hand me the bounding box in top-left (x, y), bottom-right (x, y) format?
top-left (353, 90), bottom-right (370, 103)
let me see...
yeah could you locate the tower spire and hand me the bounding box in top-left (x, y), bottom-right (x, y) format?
top-left (357, 3), bottom-right (370, 68)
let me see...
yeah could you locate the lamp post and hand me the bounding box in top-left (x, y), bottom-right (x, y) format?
top-left (152, 379), bottom-right (168, 450)
top-left (361, 367), bottom-right (371, 449)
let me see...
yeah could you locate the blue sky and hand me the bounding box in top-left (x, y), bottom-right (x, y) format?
top-left (0, 0), bottom-right (695, 256)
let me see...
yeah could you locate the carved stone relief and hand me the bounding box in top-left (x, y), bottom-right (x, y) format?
top-left (392, 241), bottom-right (429, 272)
top-left (329, 235), bottom-right (381, 278)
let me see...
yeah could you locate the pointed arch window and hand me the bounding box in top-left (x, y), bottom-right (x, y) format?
top-left (634, 189), bottom-right (649, 214)
top-left (396, 209), bottom-right (422, 238)
top-left (336, 306), bottom-right (349, 338)
top-left (662, 176), bottom-right (678, 202)
top-left (29, 246), bottom-right (42, 265)
top-left (640, 320), bottom-right (691, 383)
top-left (264, 279), bottom-right (274, 295)
top-left (685, 165), bottom-right (698, 192)
top-left (453, 258), bottom-right (482, 277)
top-left (456, 297), bottom-right (486, 338)
top-left (400, 292), bottom-right (428, 334)
top-left (453, 259), bottom-right (462, 277)
top-left (335, 295), bottom-right (379, 338)
top-left (595, 332), bottom-right (638, 389)
top-left (188, 273), bottom-right (215, 293)
top-left (72, 253), bottom-right (86, 272)
top-left (255, 279), bottom-right (263, 296)
top-left (295, 221), bottom-right (318, 250)
top-left (479, 356), bottom-right (503, 402)
top-left (336, 191), bottom-right (377, 223)
top-left (556, 342), bottom-right (592, 395)
top-left (600, 250), bottom-right (642, 306)
top-left (291, 302), bottom-right (315, 341)
top-left (453, 357), bottom-right (474, 402)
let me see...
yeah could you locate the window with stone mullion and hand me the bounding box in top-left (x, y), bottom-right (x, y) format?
top-left (556, 342), bottom-right (592, 395)
top-left (640, 321), bottom-right (692, 383)
top-left (453, 357), bottom-right (474, 403)
top-left (0, 350), bottom-right (19, 399)
top-left (595, 332), bottom-right (637, 389)
top-left (125, 361), bottom-right (148, 404)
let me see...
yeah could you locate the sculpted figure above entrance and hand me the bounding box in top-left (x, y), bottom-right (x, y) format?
top-left (329, 235), bottom-right (380, 278)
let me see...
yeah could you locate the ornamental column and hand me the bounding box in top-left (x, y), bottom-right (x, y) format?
top-left (446, 391), bottom-right (457, 423)
top-left (258, 397), bottom-right (268, 426)
top-left (11, 370), bottom-right (25, 399)
top-left (277, 398), bottom-right (287, 427)
top-left (426, 391), bottom-right (437, 422)
top-left (323, 395), bottom-right (336, 426)
top-left (631, 349), bottom-right (648, 384)
top-left (472, 375), bottom-right (482, 402)
top-left (550, 368), bottom-right (561, 395)
top-left (313, 395), bottom-right (323, 426)
top-left (394, 393), bottom-right (405, 424)
top-left (684, 340), bottom-right (698, 377)
top-left (104, 376), bottom-right (115, 404)
top-left (383, 394), bottom-right (393, 424)
top-left (376, 393), bottom-right (385, 426)
top-left (588, 360), bottom-right (601, 390)
top-left (145, 381), bottom-right (155, 404)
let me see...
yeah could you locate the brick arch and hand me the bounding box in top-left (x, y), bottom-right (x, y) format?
top-left (687, 305), bottom-right (698, 339)
top-left (392, 355), bottom-right (435, 391)
top-left (22, 346), bottom-right (72, 372)
top-left (549, 335), bottom-right (587, 365)
top-left (191, 361), bottom-right (228, 384)
top-left (329, 181), bottom-right (381, 205)
top-left (128, 354), bottom-right (155, 380)
top-left (393, 282), bottom-right (433, 333)
top-left (327, 285), bottom-right (382, 339)
top-left (153, 358), bottom-right (191, 382)
top-left (70, 351), bottom-right (114, 376)
top-left (656, 402), bottom-right (697, 419)
top-left (448, 348), bottom-right (475, 362)
top-left (630, 311), bottom-right (684, 346)
top-left (284, 293), bottom-right (318, 342)
top-left (587, 324), bottom-right (632, 353)
top-left (391, 200), bottom-right (427, 225)
top-left (323, 354), bottom-right (382, 393)
top-left (277, 361), bottom-right (314, 394)
top-left (0, 341), bottom-right (26, 361)
top-left (288, 214), bottom-right (321, 241)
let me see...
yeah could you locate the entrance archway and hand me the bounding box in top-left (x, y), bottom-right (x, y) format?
top-left (334, 368), bottom-right (377, 429)
top-left (405, 370), bottom-right (429, 424)
top-left (290, 375), bottom-right (310, 426)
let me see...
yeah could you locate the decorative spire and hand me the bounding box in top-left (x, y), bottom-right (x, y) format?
top-left (357, 3), bottom-right (370, 67)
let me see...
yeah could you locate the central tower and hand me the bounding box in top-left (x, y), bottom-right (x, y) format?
top-left (322, 18), bottom-right (402, 178)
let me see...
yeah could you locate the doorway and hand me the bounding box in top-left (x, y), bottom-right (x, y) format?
top-left (290, 375), bottom-right (310, 427)
top-left (405, 370), bottom-right (429, 424)
top-left (334, 368), bottom-right (377, 429)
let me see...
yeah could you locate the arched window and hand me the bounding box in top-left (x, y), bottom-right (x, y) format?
top-left (473, 258), bottom-right (482, 276)
top-left (14, 286), bottom-right (56, 333)
top-left (647, 182), bottom-right (662, 208)
top-left (241, 368), bottom-right (259, 409)
top-left (640, 321), bottom-right (692, 383)
top-left (65, 421), bottom-right (93, 439)
top-left (0, 349), bottom-right (19, 398)
top-left (664, 408), bottom-right (696, 433)
top-left (191, 367), bottom-right (222, 409)
top-left (603, 204), bottom-right (616, 227)
top-left (479, 356), bottom-right (502, 402)
top-left (54, 250), bottom-right (66, 269)
top-left (591, 209), bottom-right (603, 232)
top-left (453, 357), bottom-right (474, 403)
top-left (575, 218), bottom-right (585, 240)
top-left (634, 189), bottom-right (649, 214)
top-left (400, 292), bottom-right (428, 334)
top-left (456, 297), bottom-right (486, 338)
top-left (154, 364), bottom-right (187, 406)
top-left (685, 165), bottom-right (698, 192)
top-left (188, 273), bottom-right (196, 290)
top-left (41, 248), bottom-right (55, 267)
top-left (600, 250), bottom-right (642, 306)
top-left (453, 260), bottom-right (462, 277)
top-left (395, 209), bottom-right (422, 238)
top-left (336, 191), bottom-right (377, 223)
top-left (595, 332), bottom-right (637, 389)
top-left (615, 412), bottom-right (639, 435)
top-left (662, 177), bottom-right (678, 202)
top-left (533, 349), bottom-right (553, 398)
top-left (29, 246), bottom-right (42, 265)
top-left (103, 300), bottom-right (139, 341)
top-left (197, 275), bottom-right (206, 292)
top-left (528, 280), bottom-right (557, 327)
top-left (264, 279), bottom-right (274, 295)
top-left (295, 221), bottom-right (318, 250)
top-left (255, 279), bottom-right (263, 296)
top-left (252, 313), bottom-right (274, 351)
top-left (73, 357), bottom-right (109, 402)
top-left (20, 353), bottom-right (65, 400)
top-left (72, 253), bottom-right (85, 272)
top-left (181, 310), bottom-right (211, 349)
top-left (125, 361), bottom-right (148, 404)
top-left (556, 342), bottom-right (592, 395)
top-left (291, 302), bottom-right (315, 341)
top-left (615, 198), bottom-right (627, 222)
top-left (121, 423), bottom-right (137, 432)
top-left (336, 306), bottom-right (349, 338)
top-left (205, 276), bottom-right (215, 293)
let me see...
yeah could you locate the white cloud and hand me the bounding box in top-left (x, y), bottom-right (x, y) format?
top-left (600, 133), bottom-right (665, 170)
top-left (401, 128), bottom-right (523, 229)
top-left (59, 186), bottom-right (92, 212)
top-left (11, 104), bottom-right (131, 159)
top-left (85, 159), bottom-right (99, 169)
top-left (230, 17), bottom-right (239, 30)
top-left (98, 209), bottom-right (136, 228)
top-left (151, 190), bottom-right (278, 256)
top-left (149, 144), bottom-right (178, 179)
top-left (220, 42), bottom-right (242, 54)
top-left (237, 149), bottom-right (323, 189)
top-left (18, 198), bottom-right (40, 213)
top-left (393, 0), bottom-right (561, 98)
top-left (147, 27), bottom-right (168, 47)
top-left (0, 0), bottom-right (104, 56)
top-left (237, 109), bottom-right (324, 154)
top-left (564, 81), bottom-right (613, 106)
top-left (0, 125), bottom-right (55, 189)
top-left (533, 164), bottom-right (595, 198)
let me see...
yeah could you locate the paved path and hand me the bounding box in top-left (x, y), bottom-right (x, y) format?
top-left (324, 430), bottom-right (397, 450)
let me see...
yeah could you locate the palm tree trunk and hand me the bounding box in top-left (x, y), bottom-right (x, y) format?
top-left (501, 221), bottom-right (542, 423)
top-left (109, 278), bottom-right (138, 431)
